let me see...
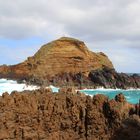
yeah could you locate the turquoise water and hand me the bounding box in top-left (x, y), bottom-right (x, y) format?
top-left (80, 89), bottom-right (140, 104)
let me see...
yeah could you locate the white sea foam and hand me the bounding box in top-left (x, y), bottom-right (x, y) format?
top-left (125, 96), bottom-right (131, 99)
top-left (80, 87), bottom-right (140, 92)
top-left (0, 79), bottom-right (40, 95)
top-left (84, 93), bottom-right (94, 98)
top-left (0, 79), bottom-right (61, 95)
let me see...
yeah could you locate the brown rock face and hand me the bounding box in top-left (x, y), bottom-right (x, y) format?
top-left (0, 90), bottom-right (139, 140)
top-left (0, 37), bottom-right (113, 83)
top-left (112, 115), bottom-right (140, 140)
top-left (115, 93), bottom-right (126, 102)
top-left (30, 37), bottom-right (113, 76)
top-left (0, 63), bottom-right (30, 80)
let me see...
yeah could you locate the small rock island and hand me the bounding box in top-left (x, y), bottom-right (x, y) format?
top-left (0, 37), bottom-right (139, 89)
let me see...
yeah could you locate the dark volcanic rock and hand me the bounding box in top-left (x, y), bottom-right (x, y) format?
top-left (0, 89), bottom-right (138, 140)
top-left (89, 67), bottom-right (140, 89)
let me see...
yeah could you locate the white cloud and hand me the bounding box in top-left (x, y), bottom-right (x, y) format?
top-left (0, 0), bottom-right (140, 72)
top-left (0, 0), bottom-right (140, 41)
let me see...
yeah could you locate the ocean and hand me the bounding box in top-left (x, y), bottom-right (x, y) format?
top-left (0, 78), bottom-right (140, 104)
top-left (80, 88), bottom-right (140, 104)
top-left (126, 73), bottom-right (140, 76)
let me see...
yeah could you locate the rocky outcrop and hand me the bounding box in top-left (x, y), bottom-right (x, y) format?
top-left (89, 68), bottom-right (140, 89)
top-left (0, 63), bottom-right (30, 81)
top-left (0, 37), bottom-right (113, 84)
top-left (0, 89), bottom-right (139, 140)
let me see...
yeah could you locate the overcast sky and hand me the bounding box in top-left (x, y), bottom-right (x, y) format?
top-left (0, 0), bottom-right (140, 73)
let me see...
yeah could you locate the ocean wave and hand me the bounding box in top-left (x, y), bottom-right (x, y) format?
top-left (0, 79), bottom-right (60, 95)
top-left (79, 88), bottom-right (140, 104)
top-left (0, 79), bottom-right (40, 95)
top-left (80, 87), bottom-right (140, 92)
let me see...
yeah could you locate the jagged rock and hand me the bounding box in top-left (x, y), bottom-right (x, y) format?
top-left (89, 68), bottom-right (140, 89)
top-left (0, 89), bottom-right (138, 140)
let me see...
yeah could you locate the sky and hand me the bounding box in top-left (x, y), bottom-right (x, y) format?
top-left (0, 0), bottom-right (140, 73)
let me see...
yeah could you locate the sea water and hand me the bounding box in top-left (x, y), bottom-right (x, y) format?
top-left (0, 79), bottom-right (40, 95)
top-left (0, 79), bottom-right (59, 95)
top-left (80, 88), bottom-right (140, 104)
top-left (0, 79), bottom-right (140, 104)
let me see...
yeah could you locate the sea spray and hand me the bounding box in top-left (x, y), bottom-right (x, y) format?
top-left (0, 79), bottom-right (60, 95)
top-left (0, 79), bottom-right (40, 95)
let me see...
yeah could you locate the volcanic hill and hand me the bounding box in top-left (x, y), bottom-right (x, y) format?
top-left (30, 37), bottom-right (113, 75)
top-left (0, 37), bottom-right (113, 83)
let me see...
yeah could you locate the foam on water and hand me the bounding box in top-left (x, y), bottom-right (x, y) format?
top-left (0, 79), bottom-right (60, 95)
top-left (0, 79), bottom-right (40, 95)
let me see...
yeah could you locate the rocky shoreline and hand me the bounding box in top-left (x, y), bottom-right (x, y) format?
top-left (0, 88), bottom-right (139, 140)
top-left (0, 67), bottom-right (140, 90)
top-left (89, 67), bottom-right (140, 89)
top-left (25, 67), bottom-right (140, 90)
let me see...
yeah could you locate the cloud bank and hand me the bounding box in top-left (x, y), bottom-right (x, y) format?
top-left (0, 0), bottom-right (140, 72)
